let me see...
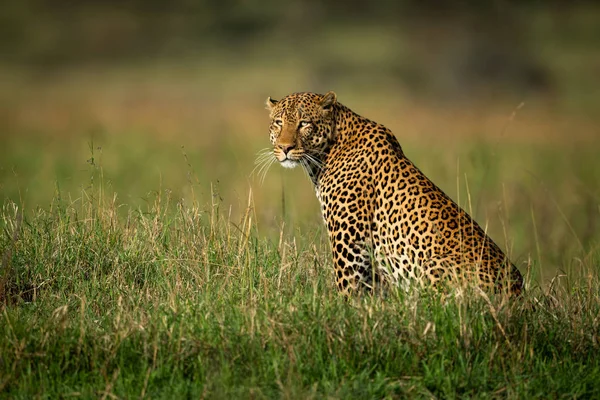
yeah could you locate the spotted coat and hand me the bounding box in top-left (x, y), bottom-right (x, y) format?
top-left (265, 91), bottom-right (523, 295)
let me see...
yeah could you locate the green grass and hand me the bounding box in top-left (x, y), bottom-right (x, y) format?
top-left (1, 63), bottom-right (600, 397)
top-left (1, 181), bottom-right (600, 398)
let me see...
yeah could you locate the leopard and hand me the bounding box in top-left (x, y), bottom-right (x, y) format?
top-left (262, 91), bottom-right (523, 296)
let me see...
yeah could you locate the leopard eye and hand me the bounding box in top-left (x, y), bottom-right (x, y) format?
top-left (274, 119), bottom-right (283, 127)
top-left (299, 120), bottom-right (311, 128)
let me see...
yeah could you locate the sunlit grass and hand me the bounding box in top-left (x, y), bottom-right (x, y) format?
top-left (1, 186), bottom-right (599, 397)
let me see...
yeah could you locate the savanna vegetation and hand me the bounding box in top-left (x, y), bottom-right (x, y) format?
top-left (1, 2), bottom-right (599, 398)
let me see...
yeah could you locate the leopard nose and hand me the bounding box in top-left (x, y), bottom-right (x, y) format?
top-left (279, 144), bottom-right (296, 154)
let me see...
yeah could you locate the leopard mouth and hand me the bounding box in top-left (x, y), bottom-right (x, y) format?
top-left (275, 150), bottom-right (303, 168)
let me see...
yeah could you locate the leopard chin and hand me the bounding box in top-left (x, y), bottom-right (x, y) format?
top-left (280, 159), bottom-right (299, 169)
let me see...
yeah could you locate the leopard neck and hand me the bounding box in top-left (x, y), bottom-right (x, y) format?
top-left (306, 103), bottom-right (377, 186)
top-left (333, 103), bottom-right (373, 144)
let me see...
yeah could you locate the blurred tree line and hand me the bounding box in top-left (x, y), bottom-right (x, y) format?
top-left (1, 0), bottom-right (599, 99)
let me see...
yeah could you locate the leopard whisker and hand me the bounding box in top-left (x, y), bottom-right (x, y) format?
top-left (258, 157), bottom-right (276, 184)
top-left (251, 157), bottom-right (269, 177)
top-left (252, 148), bottom-right (277, 183)
top-left (299, 158), bottom-right (312, 181)
top-left (254, 148), bottom-right (274, 164)
top-left (303, 153), bottom-right (323, 173)
top-left (307, 149), bottom-right (328, 158)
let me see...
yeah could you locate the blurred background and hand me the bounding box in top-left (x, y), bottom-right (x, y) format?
top-left (1, 0), bottom-right (599, 283)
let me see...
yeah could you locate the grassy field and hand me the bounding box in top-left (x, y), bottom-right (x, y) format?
top-left (1, 64), bottom-right (600, 397)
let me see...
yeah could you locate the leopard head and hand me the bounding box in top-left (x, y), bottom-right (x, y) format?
top-left (265, 91), bottom-right (337, 169)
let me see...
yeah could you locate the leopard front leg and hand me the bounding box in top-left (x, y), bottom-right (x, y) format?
top-left (318, 161), bottom-right (377, 295)
top-left (329, 229), bottom-right (379, 294)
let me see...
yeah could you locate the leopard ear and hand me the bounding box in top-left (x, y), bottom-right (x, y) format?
top-left (265, 97), bottom-right (278, 111)
top-left (320, 91), bottom-right (337, 115)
